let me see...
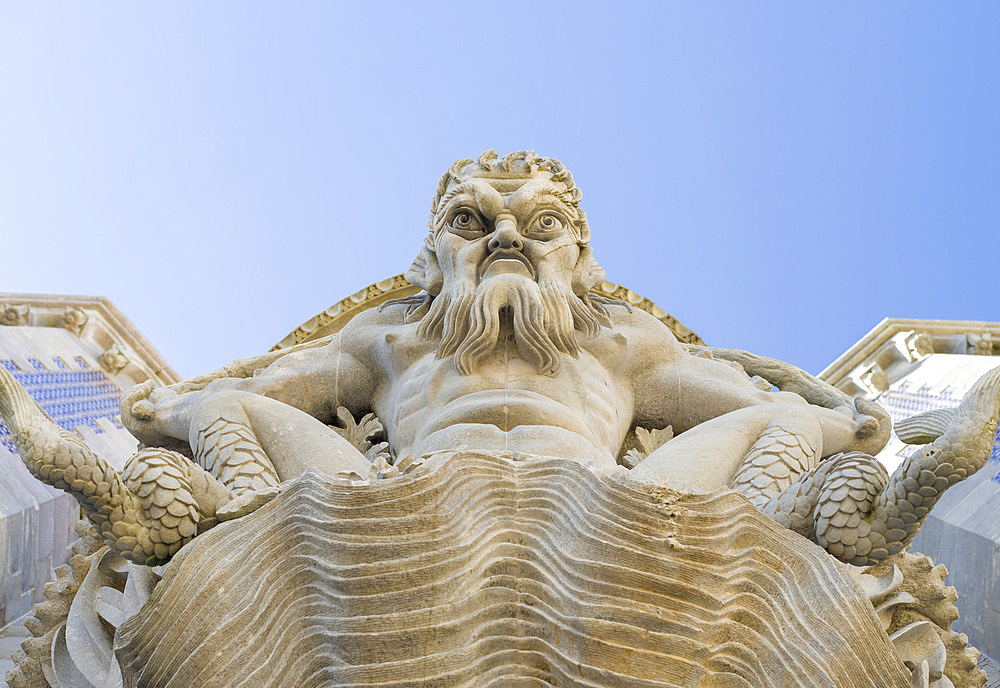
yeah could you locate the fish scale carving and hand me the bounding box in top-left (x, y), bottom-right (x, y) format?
top-left (755, 366), bottom-right (1000, 566)
top-left (0, 367), bottom-right (231, 566)
top-left (195, 416), bottom-right (280, 493)
top-left (731, 425), bottom-right (818, 506)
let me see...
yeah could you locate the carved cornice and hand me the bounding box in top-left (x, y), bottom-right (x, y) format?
top-left (818, 318), bottom-right (1000, 397)
top-left (271, 275), bottom-right (705, 350)
top-left (0, 293), bottom-right (180, 386)
top-left (594, 280), bottom-right (705, 346)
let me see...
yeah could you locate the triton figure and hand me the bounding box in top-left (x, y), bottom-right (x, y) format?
top-left (2, 151), bottom-right (997, 572)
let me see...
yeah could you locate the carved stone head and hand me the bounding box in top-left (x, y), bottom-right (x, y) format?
top-left (406, 150), bottom-right (605, 299)
top-left (400, 151), bottom-right (612, 375)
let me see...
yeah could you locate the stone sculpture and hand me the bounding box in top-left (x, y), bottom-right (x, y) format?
top-left (1, 150), bottom-right (997, 686)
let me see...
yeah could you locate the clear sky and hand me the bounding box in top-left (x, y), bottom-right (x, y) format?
top-left (2, 3), bottom-right (998, 379)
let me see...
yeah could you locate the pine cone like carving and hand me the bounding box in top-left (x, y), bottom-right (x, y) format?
top-left (122, 449), bottom-right (203, 562)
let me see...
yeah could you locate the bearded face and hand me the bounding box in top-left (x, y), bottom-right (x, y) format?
top-left (401, 157), bottom-right (611, 376)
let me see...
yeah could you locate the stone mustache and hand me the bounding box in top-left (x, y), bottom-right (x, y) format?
top-left (0, 151), bottom-right (998, 688)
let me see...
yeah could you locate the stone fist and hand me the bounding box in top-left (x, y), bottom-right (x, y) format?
top-left (850, 396), bottom-right (892, 455)
top-left (120, 381), bottom-right (180, 446)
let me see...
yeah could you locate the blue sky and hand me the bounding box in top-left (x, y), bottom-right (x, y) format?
top-left (2, 3), bottom-right (998, 378)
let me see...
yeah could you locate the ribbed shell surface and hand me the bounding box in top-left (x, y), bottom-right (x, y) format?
top-left (116, 453), bottom-right (910, 688)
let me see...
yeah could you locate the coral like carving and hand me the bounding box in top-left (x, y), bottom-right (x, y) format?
top-left (5, 523), bottom-right (104, 688)
top-left (331, 405), bottom-right (390, 462)
top-left (6, 522), bottom-right (159, 688)
top-left (619, 425), bottom-right (673, 469)
top-left (861, 552), bottom-right (987, 688)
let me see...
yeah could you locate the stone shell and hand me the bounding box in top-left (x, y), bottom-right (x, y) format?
top-left (116, 453), bottom-right (910, 688)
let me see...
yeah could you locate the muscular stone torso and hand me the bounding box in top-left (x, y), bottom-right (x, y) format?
top-left (370, 320), bottom-right (633, 466)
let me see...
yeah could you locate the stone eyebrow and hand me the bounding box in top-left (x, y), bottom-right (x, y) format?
top-left (526, 189), bottom-right (577, 212)
top-left (435, 183), bottom-right (479, 214)
top-left (517, 188), bottom-right (583, 226)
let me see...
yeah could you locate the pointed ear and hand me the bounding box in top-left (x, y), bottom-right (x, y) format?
top-left (572, 246), bottom-right (605, 295)
top-left (406, 235), bottom-right (444, 296)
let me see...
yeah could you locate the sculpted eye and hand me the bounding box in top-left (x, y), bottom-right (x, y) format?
top-left (450, 209), bottom-right (485, 234)
top-left (528, 212), bottom-right (565, 235)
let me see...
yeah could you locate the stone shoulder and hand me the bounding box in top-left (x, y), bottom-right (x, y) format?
top-left (344, 301), bottom-right (410, 330)
top-left (606, 302), bottom-right (683, 350)
top-left (335, 301), bottom-right (412, 356)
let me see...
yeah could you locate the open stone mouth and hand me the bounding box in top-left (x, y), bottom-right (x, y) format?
top-left (479, 250), bottom-right (536, 279)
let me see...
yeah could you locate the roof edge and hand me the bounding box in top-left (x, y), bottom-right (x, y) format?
top-left (0, 293), bottom-right (179, 386)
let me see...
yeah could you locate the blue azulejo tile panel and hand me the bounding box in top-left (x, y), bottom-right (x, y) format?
top-left (0, 358), bottom-right (121, 453)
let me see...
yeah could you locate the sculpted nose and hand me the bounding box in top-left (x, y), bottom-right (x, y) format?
top-left (488, 219), bottom-right (523, 252)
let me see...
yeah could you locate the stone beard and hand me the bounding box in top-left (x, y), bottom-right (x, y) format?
top-left (411, 270), bottom-right (609, 376)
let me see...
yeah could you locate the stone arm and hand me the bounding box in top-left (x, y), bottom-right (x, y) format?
top-left (620, 308), bottom-right (885, 458)
top-left (121, 335), bottom-right (379, 449)
top-left (686, 345), bottom-right (890, 455)
top-left (633, 354), bottom-right (800, 431)
top-left (631, 344), bottom-right (853, 444)
top-left (628, 340), bottom-right (885, 504)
